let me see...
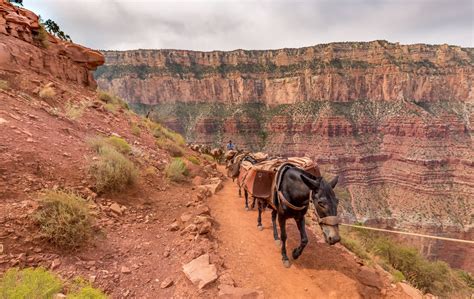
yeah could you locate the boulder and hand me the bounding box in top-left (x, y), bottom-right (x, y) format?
top-left (397, 282), bottom-right (423, 299)
top-left (356, 266), bottom-right (384, 290)
top-left (218, 284), bottom-right (264, 299)
top-left (182, 254), bottom-right (218, 289)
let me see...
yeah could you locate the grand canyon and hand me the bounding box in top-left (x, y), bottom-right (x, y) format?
top-left (96, 43), bottom-right (474, 271)
top-left (1, 0), bottom-right (473, 297)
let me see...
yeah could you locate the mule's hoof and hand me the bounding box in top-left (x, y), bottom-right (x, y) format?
top-left (282, 260), bottom-right (291, 268)
top-left (292, 249), bottom-right (300, 260)
top-left (257, 225), bottom-right (263, 231)
top-left (245, 207), bottom-right (249, 211)
top-left (274, 240), bottom-right (281, 247)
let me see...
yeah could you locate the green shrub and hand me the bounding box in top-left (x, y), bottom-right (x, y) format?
top-left (165, 158), bottom-right (188, 182)
top-left (105, 136), bottom-right (131, 155)
top-left (187, 155), bottom-right (200, 165)
top-left (150, 122), bottom-right (185, 146)
top-left (34, 190), bottom-right (93, 250)
top-left (156, 138), bottom-right (183, 157)
top-left (90, 147), bottom-right (137, 193)
top-left (88, 136), bottom-right (131, 155)
top-left (97, 91), bottom-right (128, 111)
top-left (340, 235), bottom-right (369, 260)
top-left (342, 226), bottom-right (472, 297)
top-left (0, 267), bottom-right (62, 299)
top-left (67, 277), bottom-right (107, 299)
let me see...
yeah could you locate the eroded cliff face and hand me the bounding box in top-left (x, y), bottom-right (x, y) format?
top-left (96, 41), bottom-right (474, 271)
top-left (0, 0), bottom-right (103, 88)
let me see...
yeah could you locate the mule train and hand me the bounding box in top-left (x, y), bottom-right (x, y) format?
top-left (188, 143), bottom-right (224, 163)
top-left (226, 150), bottom-right (340, 268)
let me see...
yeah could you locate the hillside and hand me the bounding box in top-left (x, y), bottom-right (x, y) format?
top-left (96, 43), bottom-right (474, 272)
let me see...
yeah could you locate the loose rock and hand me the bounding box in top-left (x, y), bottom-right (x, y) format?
top-left (160, 277), bottom-right (174, 289)
top-left (182, 254), bottom-right (218, 289)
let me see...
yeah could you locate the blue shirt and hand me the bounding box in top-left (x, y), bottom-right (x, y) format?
top-left (227, 143), bottom-right (235, 150)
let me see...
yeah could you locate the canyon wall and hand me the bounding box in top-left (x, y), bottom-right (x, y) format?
top-left (0, 0), bottom-right (103, 88)
top-left (96, 41), bottom-right (474, 272)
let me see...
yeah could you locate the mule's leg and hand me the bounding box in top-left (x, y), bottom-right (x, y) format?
top-left (244, 189), bottom-right (249, 211)
top-left (271, 209), bottom-right (280, 246)
top-left (278, 216), bottom-right (290, 268)
top-left (257, 200), bottom-right (263, 231)
top-left (251, 196), bottom-right (256, 209)
top-left (292, 217), bottom-right (308, 260)
top-left (238, 187), bottom-right (241, 197)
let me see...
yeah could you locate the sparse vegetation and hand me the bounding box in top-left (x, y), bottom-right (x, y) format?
top-left (165, 158), bottom-right (188, 182)
top-left (39, 85), bottom-right (55, 99)
top-left (66, 277), bottom-right (107, 299)
top-left (0, 267), bottom-right (62, 298)
top-left (0, 267), bottom-right (106, 299)
top-left (0, 80), bottom-right (9, 90)
top-left (64, 101), bottom-right (86, 120)
top-left (186, 155), bottom-right (200, 165)
top-left (130, 122), bottom-right (141, 136)
top-left (89, 146), bottom-right (137, 193)
top-left (156, 137), bottom-right (183, 157)
top-left (341, 225), bottom-right (473, 297)
top-left (97, 91), bottom-right (129, 111)
top-left (202, 154), bottom-right (214, 162)
top-left (33, 24), bottom-right (49, 48)
top-left (88, 136), bottom-right (131, 155)
top-left (34, 190), bottom-right (93, 250)
top-left (105, 136), bottom-right (131, 155)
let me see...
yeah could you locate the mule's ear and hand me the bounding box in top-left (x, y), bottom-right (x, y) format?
top-left (329, 175), bottom-right (339, 189)
top-left (301, 175), bottom-right (321, 190)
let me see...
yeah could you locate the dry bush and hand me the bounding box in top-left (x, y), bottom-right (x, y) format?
top-left (156, 138), bottom-right (183, 157)
top-left (88, 136), bottom-right (131, 155)
top-left (89, 146), bottom-right (137, 193)
top-left (105, 136), bottom-right (131, 154)
top-left (33, 24), bottom-right (49, 48)
top-left (39, 85), bottom-right (55, 99)
top-left (130, 122), bottom-right (141, 136)
top-left (165, 158), bottom-right (188, 182)
top-left (0, 80), bottom-right (9, 90)
top-left (97, 90), bottom-right (129, 111)
top-left (64, 101), bottom-right (86, 120)
top-left (34, 190), bottom-right (93, 250)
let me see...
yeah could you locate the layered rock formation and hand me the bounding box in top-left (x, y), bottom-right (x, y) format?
top-left (0, 0), bottom-right (103, 88)
top-left (96, 42), bottom-right (473, 271)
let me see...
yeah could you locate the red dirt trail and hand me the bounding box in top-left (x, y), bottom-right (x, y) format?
top-left (210, 168), bottom-right (405, 299)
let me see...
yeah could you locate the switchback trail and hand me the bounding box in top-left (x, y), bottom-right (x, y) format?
top-left (209, 170), bottom-right (407, 299)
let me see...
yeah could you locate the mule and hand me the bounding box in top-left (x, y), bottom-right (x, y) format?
top-left (210, 147), bottom-right (224, 164)
top-left (227, 152), bottom-right (259, 210)
top-left (258, 164), bottom-right (340, 267)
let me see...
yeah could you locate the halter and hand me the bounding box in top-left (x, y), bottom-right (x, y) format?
top-left (309, 190), bottom-right (340, 226)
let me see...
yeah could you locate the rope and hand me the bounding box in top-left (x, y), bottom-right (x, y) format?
top-left (340, 223), bottom-right (474, 244)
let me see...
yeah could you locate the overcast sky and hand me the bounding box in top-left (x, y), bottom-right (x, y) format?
top-left (24, 0), bottom-right (473, 51)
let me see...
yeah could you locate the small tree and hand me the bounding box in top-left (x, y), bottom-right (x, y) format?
top-left (43, 19), bottom-right (72, 42)
top-left (7, 0), bottom-right (23, 6)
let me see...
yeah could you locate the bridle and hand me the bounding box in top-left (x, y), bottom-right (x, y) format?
top-left (309, 190), bottom-right (340, 226)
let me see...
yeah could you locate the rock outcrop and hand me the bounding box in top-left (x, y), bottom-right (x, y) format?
top-left (96, 41), bottom-right (473, 272)
top-left (0, 0), bottom-right (104, 88)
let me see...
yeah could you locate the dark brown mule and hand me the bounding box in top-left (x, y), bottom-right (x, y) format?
top-left (258, 163), bottom-right (340, 267)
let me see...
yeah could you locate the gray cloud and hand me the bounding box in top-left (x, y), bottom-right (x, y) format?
top-left (24, 0), bottom-right (473, 50)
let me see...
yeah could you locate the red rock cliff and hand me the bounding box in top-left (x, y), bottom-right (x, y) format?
top-left (0, 0), bottom-right (104, 88)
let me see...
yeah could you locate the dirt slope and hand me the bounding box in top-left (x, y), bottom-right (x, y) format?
top-left (209, 170), bottom-right (412, 299)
